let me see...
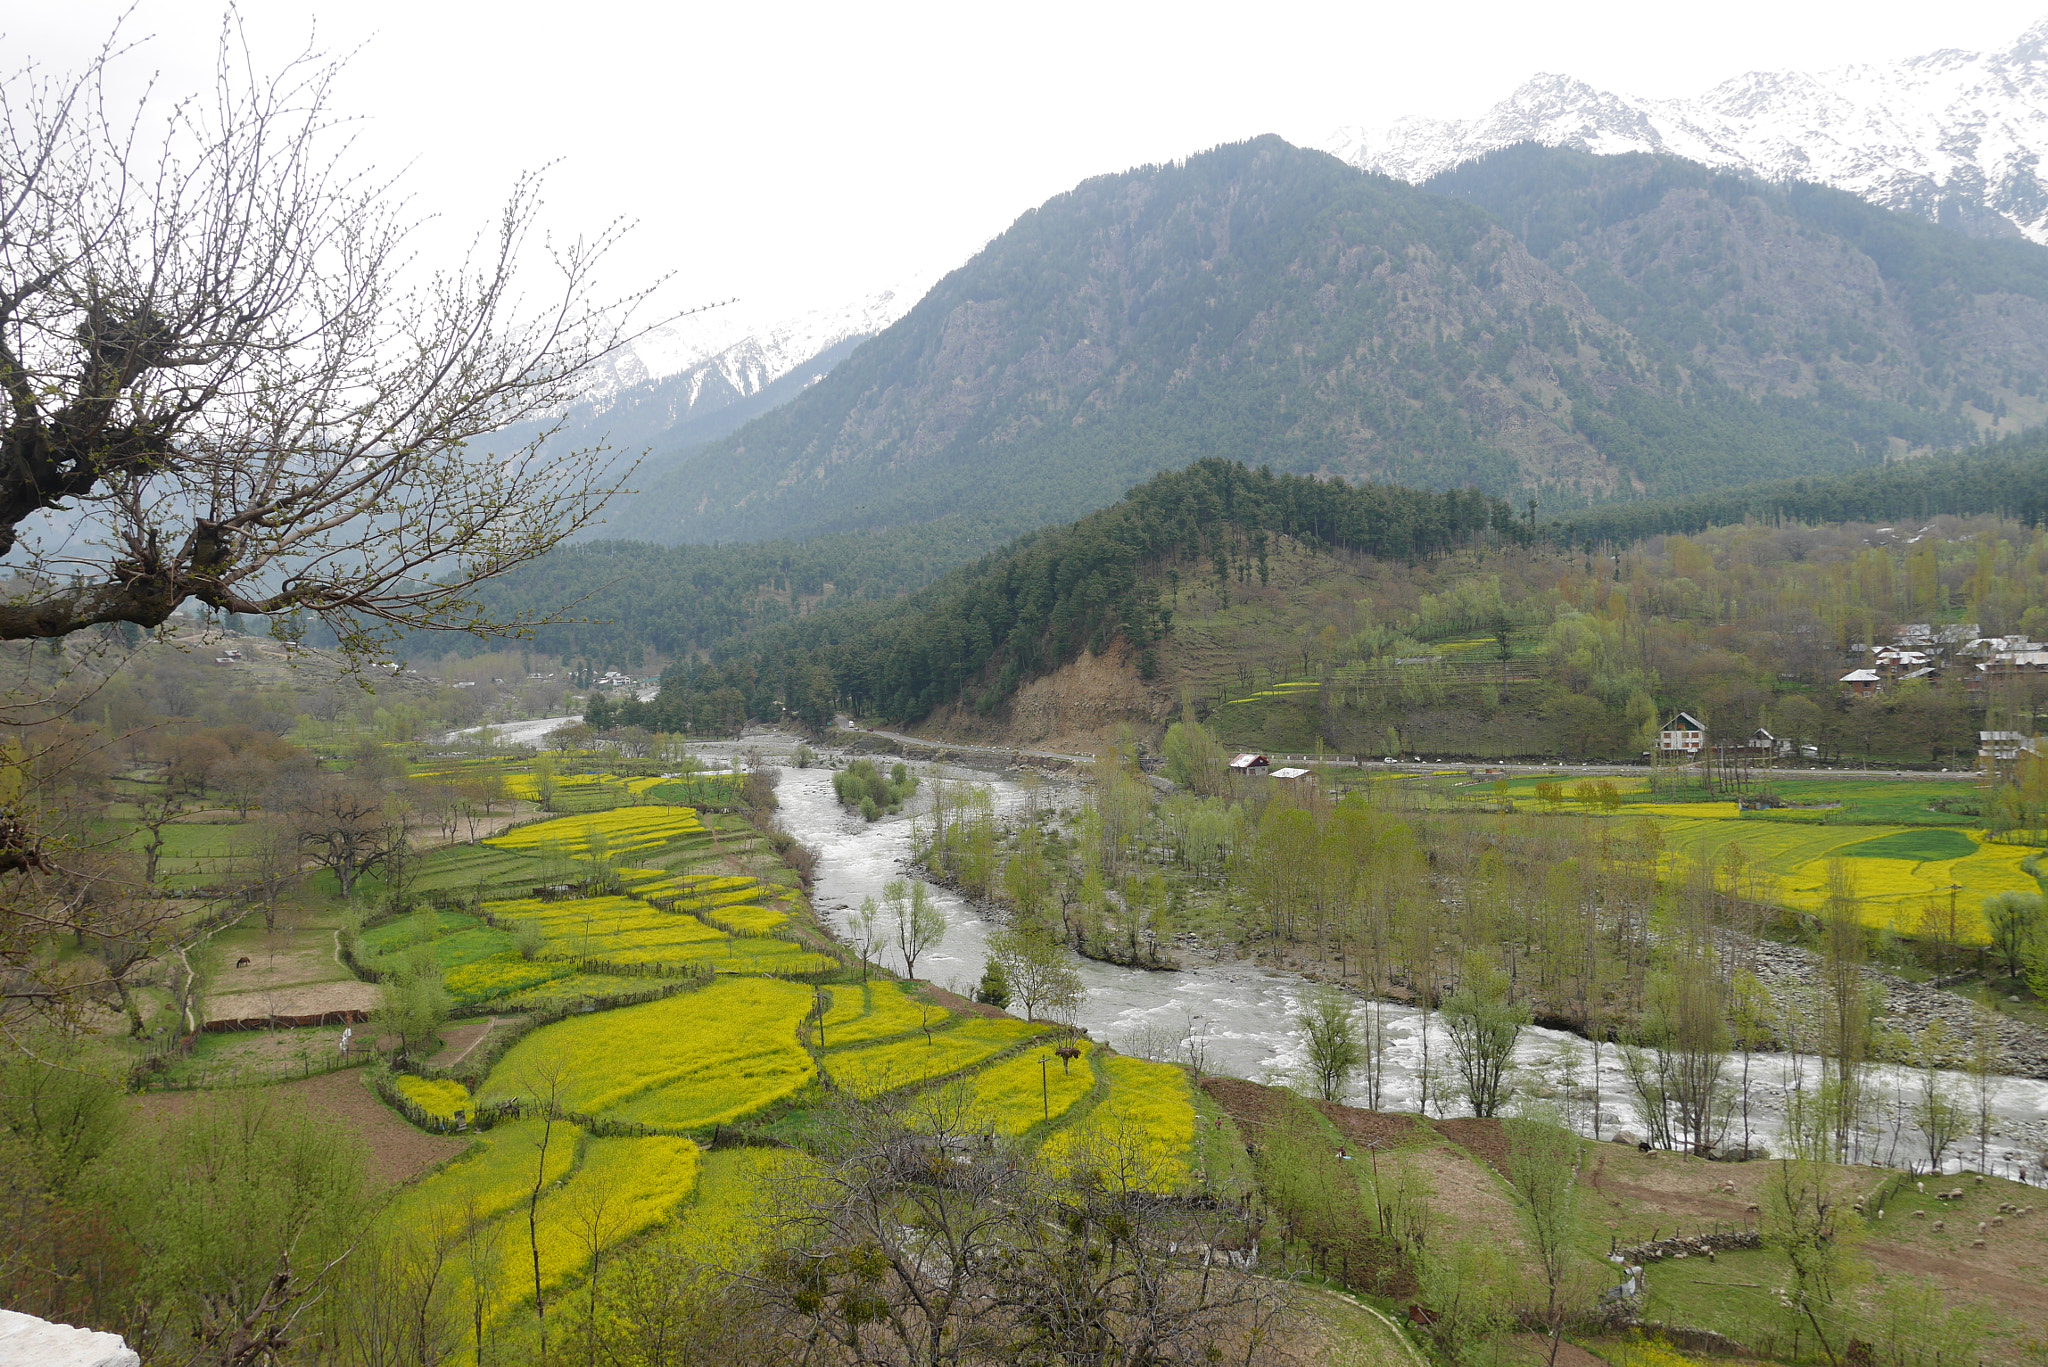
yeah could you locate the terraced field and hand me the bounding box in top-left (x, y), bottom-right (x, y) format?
top-left (826, 1016), bottom-right (1048, 1099)
top-left (969, 1038), bottom-right (1097, 1134)
top-left (1042, 1054), bottom-right (1198, 1189)
top-left (476, 978), bottom-right (819, 1127)
top-left (363, 793), bottom-right (1205, 1342)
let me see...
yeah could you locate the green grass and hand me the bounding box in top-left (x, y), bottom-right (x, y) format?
top-left (1841, 827), bottom-right (1980, 861)
top-left (410, 844), bottom-right (550, 893)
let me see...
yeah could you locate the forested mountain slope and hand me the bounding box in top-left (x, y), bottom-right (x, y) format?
top-left (582, 438), bottom-right (2048, 755)
top-left (615, 137), bottom-right (2048, 545)
top-left (601, 461), bottom-right (1517, 730)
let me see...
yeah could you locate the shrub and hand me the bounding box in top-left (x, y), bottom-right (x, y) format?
top-left (975, 960), bottom-right (1012, 1009)
top-left (514, 921), bottom-right (546, 961)
top-left (834, 760), bottom-right (917, 820)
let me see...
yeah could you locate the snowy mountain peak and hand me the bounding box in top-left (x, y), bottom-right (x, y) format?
top-left (580, 274), bottom-right (933, 411)
top-left (1327, 15), bottom-right (2048, 242)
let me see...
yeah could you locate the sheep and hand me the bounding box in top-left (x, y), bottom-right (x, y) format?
top-left (1992, 1217), bottom-right (2004, 1228)
top-left (1912, 1210), bottom-right (1927, 1220)
top-left (1916, 1181), bottom-right (1925, 1193)
top-left (1971, 1237), bottom-right (1987, 1248)
top-left (1932, 1220), bottom-right (1945, 1232)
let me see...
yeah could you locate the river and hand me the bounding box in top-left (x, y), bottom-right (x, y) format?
top-left (634, 731), bottom-right (2048, 1176)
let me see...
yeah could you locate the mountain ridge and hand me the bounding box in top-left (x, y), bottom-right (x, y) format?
top-left (1327, 17), bottom-right (2048, 243)
top-left (597, 138), bottom-right (2048, 546)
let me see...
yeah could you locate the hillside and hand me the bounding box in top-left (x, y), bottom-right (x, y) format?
top-left (581, 443), bottom-right (2048, 774)
top-left (609, 137), bottom-right (2048, 546)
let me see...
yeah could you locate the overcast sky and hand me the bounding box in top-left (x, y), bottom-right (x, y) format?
top-left (15, 2), bottom-right (2048, 330)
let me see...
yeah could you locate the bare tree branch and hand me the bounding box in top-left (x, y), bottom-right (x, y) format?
top-left (0, 15), bottom-right (699, 653)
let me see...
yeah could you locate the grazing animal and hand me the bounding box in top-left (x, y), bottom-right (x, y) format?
top-left (1933, 1220), bottom-right (1945, 1232)
top-left (1971, 1237), bottom-right (1987, 1248)
top-left (236, 956), bottom-right (251, 967)
top-left (1912, 1210), bottom-right (1927, 1219)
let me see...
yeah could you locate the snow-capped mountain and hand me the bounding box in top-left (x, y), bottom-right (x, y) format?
top-left (582, 278), bottom-right (932, 414)
top-left (499, 274), bottom-right (935, 520)
top-left (1328, 17), bottom-right (2048, 242)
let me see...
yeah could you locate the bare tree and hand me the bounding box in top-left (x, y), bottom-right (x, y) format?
top-left (240, 817), bottom-right (300, 932)
top-left (132, 783), bottom-right (181, 889)
top-left (209, 752), bottom-right (276, 821)
top-left (754, 1089), bottom-right (1290, 1365)
top-left (272, 772), bottom-right (391, 897)
top-left (0, 19), bottom-right (679, 650)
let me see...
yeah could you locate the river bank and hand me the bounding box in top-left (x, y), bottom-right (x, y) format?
top-left (675, 729), bottom-right (2048, 1180)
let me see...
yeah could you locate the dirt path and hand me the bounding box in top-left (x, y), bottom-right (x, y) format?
top-left (429, 1016), bottom-right (505, 1069)
top-left (840, 722), bottom-right (1095, 767)
top-left (131, 1068), bottom-right (465, 1186)
top-left (1864, 1238), bottom-right (2048, 1313)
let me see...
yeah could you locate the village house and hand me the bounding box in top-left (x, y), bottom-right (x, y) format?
top-left (1840, 668), bottom-right (1883, 697)
top-left (1657, 713), bottom-right (1707, 754)
top-left (1269, 766), bottom-right (1314, 784)
top-left (1872, 646), bottom-right (1931, 677)
top-left (1228, 753), bottom-right (1270, 776)
top-left (1961, 634), bottom-right (2048, 691)
top-left (1979, 730), bottom-right (2043, 770)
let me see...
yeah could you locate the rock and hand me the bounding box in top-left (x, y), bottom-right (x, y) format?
top-left (0, 1310), bottom-right (138, 1367)
top-left (1612, 1132), bottom-right (1641, 1147)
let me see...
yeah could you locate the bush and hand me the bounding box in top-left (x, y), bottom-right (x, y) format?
top-left (975, 960), bottom-right (1012, 1009)
top-left (514, 921), bottom-right (546, 961)
top-left (835, 759), bottom-right (916, 820)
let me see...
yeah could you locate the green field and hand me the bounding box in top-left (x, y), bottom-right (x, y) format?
top-left (1430, 774), bottom-right (2035, 943)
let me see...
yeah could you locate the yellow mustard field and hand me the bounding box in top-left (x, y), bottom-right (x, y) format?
top-left (1041, 1055), bottom-right (1196, 1191)
top-left (427, 1132), bottom-right (702, 1326)
top-left (702, 904), bottom-right (790, 935)
top-left (819, 979), bottom-right (948, 1047)
top-left (488, 895), bottom-right (729, 961)
top-left (1638, 808), bottom-right (2028, 942)
top-left (394, 1075), bottom-right (471, 1121)
top-left (968, 1038), bottom-right (1096, 1134)
top-left (828, 1016), bottom-right (1046, 1099)
top-left (442, 957), bottom-right (573, 1003)
top-left (386, 1117), bottom-right (583, 1232)
top-left (477, 978), bottom-right (818, 1127)
top-left (485, 806), bottom-right (704, 857)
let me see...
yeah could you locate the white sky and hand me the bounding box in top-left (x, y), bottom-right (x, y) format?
top-left (13, 1), bottom-right (2048, 329)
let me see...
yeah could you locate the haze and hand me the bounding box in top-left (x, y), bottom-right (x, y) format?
top-left (16, 0), bottom-right (2048, 330)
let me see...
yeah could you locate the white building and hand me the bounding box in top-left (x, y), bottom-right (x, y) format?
top-left (1657, 713), bottom-right (1707, 754)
